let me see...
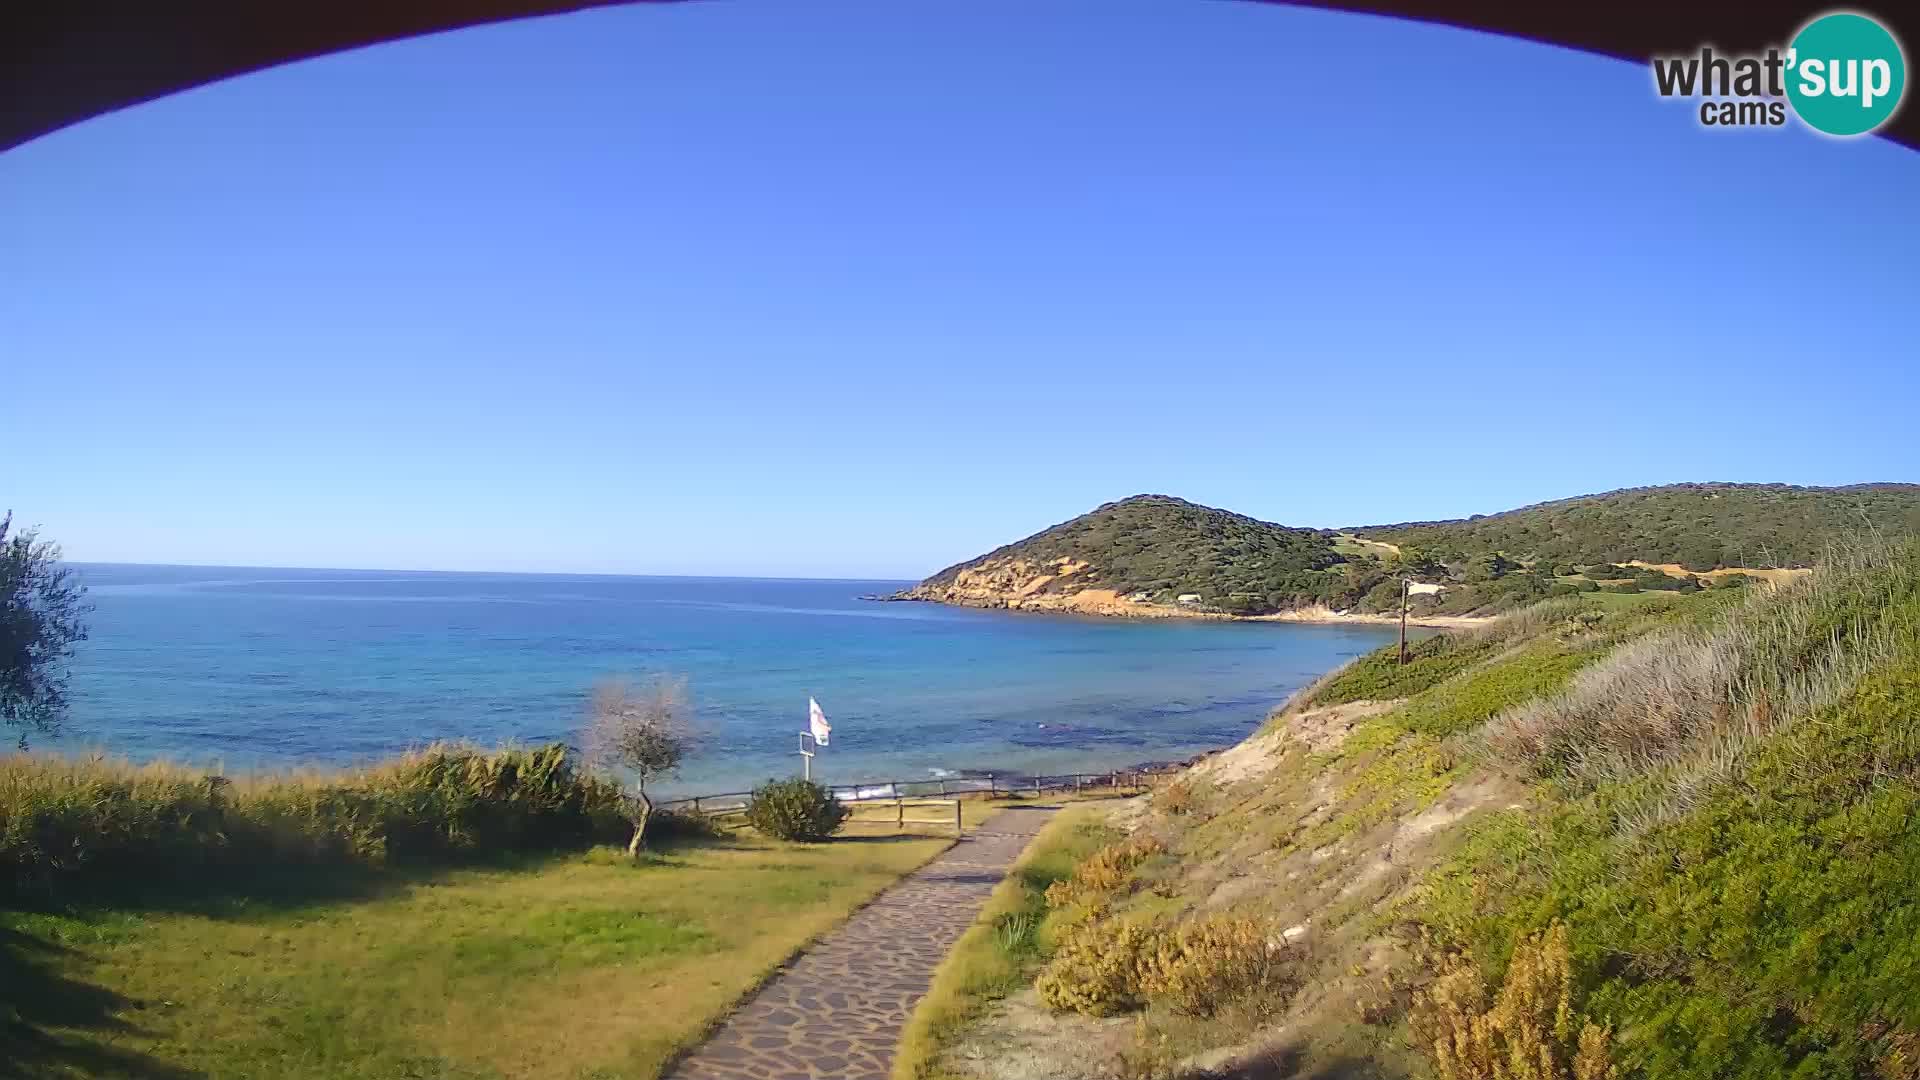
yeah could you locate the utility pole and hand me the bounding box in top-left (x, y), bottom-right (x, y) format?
top-left (1398, 577), bottom-right (1410, 666)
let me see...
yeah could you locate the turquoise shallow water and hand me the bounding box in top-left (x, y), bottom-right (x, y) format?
top-left (52, 565), bottom-right (1398, 793)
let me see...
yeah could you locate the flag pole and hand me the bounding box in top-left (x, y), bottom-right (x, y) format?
top-left (802, 697), bottom-right (831, 783)
top-left (1398, 577), bottom-right (1410, 666)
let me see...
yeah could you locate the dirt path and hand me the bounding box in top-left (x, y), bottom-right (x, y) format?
top-left (664, 806), bottom-right (1059, 1080)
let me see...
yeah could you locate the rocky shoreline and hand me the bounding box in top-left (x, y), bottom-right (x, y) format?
top-left (873, 590), bottom-right (1490, 629)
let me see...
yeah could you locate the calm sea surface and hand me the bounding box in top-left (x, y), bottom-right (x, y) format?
top-left (52, 565), bottom-right (1398, 793)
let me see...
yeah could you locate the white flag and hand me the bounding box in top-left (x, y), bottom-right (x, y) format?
top-left (1406, 581), bottom-right (1446, 596)
top-left (808, 697), bottom-right (831, 746)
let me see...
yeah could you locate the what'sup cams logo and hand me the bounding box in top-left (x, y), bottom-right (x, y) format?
top-left (1652, 10), bottom-right (1906, 136)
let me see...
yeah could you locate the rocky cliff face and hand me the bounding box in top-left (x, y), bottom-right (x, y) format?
top-left (896, 556), bottom-right (1195, 618)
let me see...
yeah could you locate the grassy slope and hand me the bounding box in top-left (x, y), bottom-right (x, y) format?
top-left (1354, 482), bottom-right (1920, 570)
top-left (3, 833), bottom-right (952, 1080)
top-left (893, 808), bottom-right (1118, 1080)
top-left (1414, 542), bottom-right (1920, 1080)
top-left (944, 546), bottom-right (1920, 1079)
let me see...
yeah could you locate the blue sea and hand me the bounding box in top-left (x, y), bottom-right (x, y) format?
top-left (52, 565), bottom-right (1398, 794)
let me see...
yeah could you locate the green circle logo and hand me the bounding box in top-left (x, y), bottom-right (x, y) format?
top-left (1786, 12), bottom-right (1907, 136)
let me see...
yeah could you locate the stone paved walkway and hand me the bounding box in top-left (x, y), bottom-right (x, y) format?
top-left (664, 805), bottom-right (1059, 1080)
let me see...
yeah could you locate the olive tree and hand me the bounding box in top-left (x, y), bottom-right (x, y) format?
top-left (584, 675), bottom-right (695, 857)
top-left (2, 513), bottom-right (90, 747)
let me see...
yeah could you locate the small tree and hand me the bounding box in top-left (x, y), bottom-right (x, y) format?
top-left (2, 513), bottom-right (91, 747)
top-left (584, 675), bottom-right (695, 857)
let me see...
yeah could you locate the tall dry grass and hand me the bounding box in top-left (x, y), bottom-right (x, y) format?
top-left (0, 743), bottom-right (629, 897)
top-left (1485, 633), bottom-right (1738, 787)
top-left (1482, 536), bottom-right (1920, 830)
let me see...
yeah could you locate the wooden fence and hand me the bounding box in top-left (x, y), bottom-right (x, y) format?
top-left (657, 767), bottom-right (1177, 836)
top-left (698, 796), bottom-right (969, 836)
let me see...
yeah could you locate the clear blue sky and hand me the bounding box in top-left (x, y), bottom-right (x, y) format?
top-left (5, 0), bottom-right (1916, 578)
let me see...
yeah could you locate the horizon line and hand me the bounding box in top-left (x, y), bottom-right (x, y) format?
top-left (65, 559), bottom-right (919, 584)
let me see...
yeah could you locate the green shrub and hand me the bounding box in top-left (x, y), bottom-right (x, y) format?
top-left (1035, 918), bottom-right (1157, 1015)
top-left (1138, 914), bottom-right (1294, 1018)
top-left (1036, 912), bottom-right (1295, 1020)
top-left (0, 744), bottom-right (628, 899)
top-left (1410, 924), bottom-right (1615, 1080)
top-left (1360, 578), bottom-right (1406, 611)
top-left (743, 778), bottom-right (848, 841)
top-left (1631, 568), bottom-right (1690, 592)
top-left (644, 805), bottom-right (722, 843)
top-left (1042, 832), bottom-right (1163, 910)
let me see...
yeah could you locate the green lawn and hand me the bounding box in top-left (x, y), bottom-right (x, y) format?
top-left (3, 833), bottom-right (952, 1080)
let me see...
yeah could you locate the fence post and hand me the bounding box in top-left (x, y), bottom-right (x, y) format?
top-left (896, 797), bottom-right (905, 831)
top-left (692, 796), bottom-right (702, 816)
top-left (954, 798), bottom-right (963, 836)
top-left (989, 774), bottom-right (998, 797)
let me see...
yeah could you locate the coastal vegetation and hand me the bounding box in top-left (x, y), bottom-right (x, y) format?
top-left (1358, 481), bottom-right (1920, 571)
top-left (0, 744), bottom-right (984, 1078)
top-left (901, 484), bottom-right (1920, 618)
top-left (1, 743), bottom-right (631, 898)
top-left (1, 511), bottom-right (91, 742)
top-left (894, 808), bottom-right (1118, 1080)
top-left (585, 675), bottom-right (697, 856)
top-left (3, 820), bottom-right (951, 1079)
top-left (906, 536), bottom-right (1920, 1080)
top-left (910, 494), bottom-right (1340, 613)
top-left (15, 496), bottom-right (1920, 1078)
top-left (744, 777), bottom-right (851, 841)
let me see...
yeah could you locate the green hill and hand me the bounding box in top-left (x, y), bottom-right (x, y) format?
top-left (1354, 482), bottom-right (1920, 571)
top-left (901, 538), bottom-right (1920, 1080)
top-left (903, 484), bottom-right (1920, 619)
top-left (902, 495), bottom-right (1344, 615)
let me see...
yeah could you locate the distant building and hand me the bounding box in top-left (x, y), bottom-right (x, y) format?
top-left (1126, 592), bottom-right (1152, 603)
top-left (1176, 594), bottom-right (1202, 605)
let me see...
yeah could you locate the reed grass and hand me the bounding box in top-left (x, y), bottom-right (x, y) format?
top-left (0, 743), bottom-right (631, 898)
top-left (1481, 536), bottom-right (1920, 830)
